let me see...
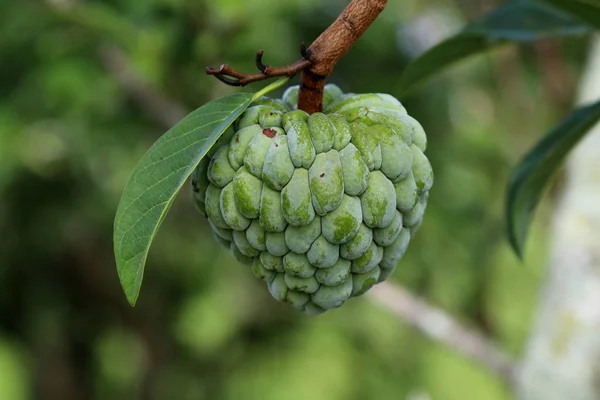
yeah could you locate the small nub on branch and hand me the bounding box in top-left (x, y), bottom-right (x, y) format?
top-left (205, 46), bottom-right (311, 87)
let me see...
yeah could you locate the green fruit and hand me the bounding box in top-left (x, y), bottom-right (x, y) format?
top-left (192, 85), bottom-right (433, 314)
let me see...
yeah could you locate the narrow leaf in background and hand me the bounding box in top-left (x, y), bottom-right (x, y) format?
top-left (543, 0), bottom-right (600, 28)
top-left (506, 100), bottom-right (600, 258)
top-left (398, 1), bottom-right (593, 95)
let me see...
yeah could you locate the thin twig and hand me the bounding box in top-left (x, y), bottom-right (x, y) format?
top-left (369, 282), bottom-right (518, 385)
top-left (205, 48), bottom-right (311, 87)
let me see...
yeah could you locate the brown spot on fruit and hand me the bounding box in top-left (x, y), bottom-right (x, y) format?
top-left (320, 173), bottom-right (325, 178)
top-left (262, 128), bottom-right (277, 138)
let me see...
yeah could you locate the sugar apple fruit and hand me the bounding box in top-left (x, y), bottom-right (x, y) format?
top-left (191, 84), bottom-right (433, 315)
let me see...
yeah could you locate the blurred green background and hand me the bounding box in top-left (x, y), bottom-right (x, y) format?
top-left (0, 0), bottom-right (591, 399)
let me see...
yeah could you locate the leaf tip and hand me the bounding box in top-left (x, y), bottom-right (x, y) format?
top-left (125, 286), bottom-right (140, 307)
top-left (507, 222), bottom-right (526, 261)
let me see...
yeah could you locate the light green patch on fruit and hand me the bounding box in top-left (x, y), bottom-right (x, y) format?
top-left (360, 171), bottom-right (396, 228)
top-left (308, 150), bottom-right (344, 216)
top-left (351, 241), bottom-right (382, 273)
top-left (308, 112), bottom-right (335, 153)
top-left (232, 168), bottom-right (262, 219)
top-left (333, 215), bottom-right (357, 243)
top-left (220, 182), bottom-right (251, 231)
top-left (287, 120), bottom-right (316, 168)
top-left (281, 168), bottom-right (315, 226)
top-left (207, 145), bottom-right (236, 188)
top-left (246, 219), bottom-right (267, 251)
top-left (283, 252), bottom-right (317, 278)
top-left (339, 143), bottom-right (369, 196)
top-left (262, 135), bottom-right (294, 190)
top-left (325, 93), bottom-right (406, 116)
top-left (321, 195), bottom-right (361, 244)
top-left (375, 125), bottom-right (413, 181)
top-left (315, 259), bottom-right (351, 287)
top-left (373, 210), bottom-right (403, 247)
top-left (350, 122), bottom-right (382, 170)
top-left (328, 113), bottom-right (353, 151)
top-left (227, 124), bottom-right (261, 170)
top-left (306, 236), bottom-right (339, 269)
top-left (259, 186), bottom-right (287, 232)
top-left (282, 109), bottom-right (309, 132)
top-left (340, 223), bottom-right (373, 260)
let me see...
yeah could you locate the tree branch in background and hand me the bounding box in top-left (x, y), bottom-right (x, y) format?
top-left (98, 45), bottom-right (187, 128)
top-left (369, 283), bottom-right (518, 385)
top-left (206, 0), bottom-right (388, 113)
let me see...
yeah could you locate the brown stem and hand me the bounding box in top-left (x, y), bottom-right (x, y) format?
top-left (206, 0), bottom-right (387, 113)
top-left (205, 49), bottom-right (311, 87)
top-left (298, 0), bottom-right (387, 113)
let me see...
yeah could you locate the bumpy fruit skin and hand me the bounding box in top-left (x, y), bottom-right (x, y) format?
top-left (191, 84), bottom-right (433, 315)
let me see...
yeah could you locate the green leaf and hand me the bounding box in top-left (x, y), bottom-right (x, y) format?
top-left (114, 78), bottom-right (289, 306)
top-left (542, 0), bottom-right (600, 28)
top-left (398, 1), bottom-right (592, 95)
top-left (507, 100), bottom-right (600, 258)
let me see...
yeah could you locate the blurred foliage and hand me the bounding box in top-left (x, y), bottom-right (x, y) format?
top-left (0, 0), bottom-right (591, 399)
